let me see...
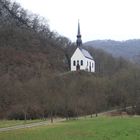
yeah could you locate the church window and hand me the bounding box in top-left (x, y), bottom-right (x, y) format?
top-left (77, 60), bottom-right (79, 64)
top-left (81, 60), bottom-right (83, 65)
top-left (73, 60), bottom-right (76, 66)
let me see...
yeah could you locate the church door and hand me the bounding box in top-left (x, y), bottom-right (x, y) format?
top-left (89, 66), bottom-right (91, 72)
top-left (76, 64), bottom-right (80, 71)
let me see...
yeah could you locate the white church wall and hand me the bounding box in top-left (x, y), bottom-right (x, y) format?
top-left (84, 58), bottom-right (95, 72)
top-left (71, 48), bottom-right (85, 71)
top-left (71, 48), bottom-right (95, 72)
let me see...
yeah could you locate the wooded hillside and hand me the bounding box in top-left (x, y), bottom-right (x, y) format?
top-left (0, 0), bottom-right (140, 120)
top-left (85, 39), bottom-right (140, 64)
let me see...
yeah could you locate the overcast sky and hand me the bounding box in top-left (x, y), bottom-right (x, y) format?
top-left (15, 0), bottom-right (140, 42)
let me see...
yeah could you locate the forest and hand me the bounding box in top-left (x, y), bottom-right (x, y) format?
top-left (0, 0), bottom-right (140, 121)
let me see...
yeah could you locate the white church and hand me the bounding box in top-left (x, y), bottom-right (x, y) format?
top-left (71, 22), bottom-right (95, 72)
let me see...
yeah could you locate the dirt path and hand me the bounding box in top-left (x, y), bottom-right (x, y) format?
top-left (0, 118), bottom-right (65, 132)
top-left (0, 106), bottom-right (132, 132)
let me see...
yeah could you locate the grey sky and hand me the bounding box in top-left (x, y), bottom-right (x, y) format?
top-left (15, 0), bottom-right (140, 42)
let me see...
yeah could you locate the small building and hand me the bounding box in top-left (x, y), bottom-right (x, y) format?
top-left (71, 21), bottom-right (95, 72)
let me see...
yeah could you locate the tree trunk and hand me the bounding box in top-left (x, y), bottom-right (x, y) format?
top-left (50, 111), bottom-right (53, 123)
top-left (95, 109), bottom-right (98, 117)
top-left (24, 112), bottom-right (27, 122)
top-left (42, 111), bottom-right (45, 120)
top-left (65, 112), bottom-right (69, 121)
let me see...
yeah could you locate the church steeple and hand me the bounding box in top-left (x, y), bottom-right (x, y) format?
top-left (76, 20), bottom-right (82, 47)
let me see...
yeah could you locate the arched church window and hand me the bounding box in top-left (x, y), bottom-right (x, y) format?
top-left (81, 60), bottom-right (83, 65)
top-left (73, 60), bottom-right (76, 66)
top-left (77, 60), bottom-right (79, 64)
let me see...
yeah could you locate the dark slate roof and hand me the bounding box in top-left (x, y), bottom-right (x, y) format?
top-left (80, 48), bottom-right (93, 60)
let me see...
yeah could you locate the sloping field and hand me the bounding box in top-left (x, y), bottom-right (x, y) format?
top-left (0, 117), bottom-right (140, 140)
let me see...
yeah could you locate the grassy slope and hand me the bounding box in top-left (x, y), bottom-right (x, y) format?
top-left (0, 117), bottom-right (140, 140)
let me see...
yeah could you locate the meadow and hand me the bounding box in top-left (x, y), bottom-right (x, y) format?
top-left (0, 116), bottom-right (140, 140)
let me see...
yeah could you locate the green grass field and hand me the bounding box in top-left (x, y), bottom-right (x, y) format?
top-left (0, 117), bottom-right (140, 140)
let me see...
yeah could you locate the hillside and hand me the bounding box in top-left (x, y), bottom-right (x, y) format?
top-left (0, 0), bottom-right (140, 120)
top-left (0, 0), bottom-right (74, 79)
top-left (85, 39), bottom-right (140, 64)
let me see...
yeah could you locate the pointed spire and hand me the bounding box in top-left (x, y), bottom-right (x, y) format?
top-left (78, 20), bottom-right (81, 36)
top-left (76, 20), bottom-right (82, 47)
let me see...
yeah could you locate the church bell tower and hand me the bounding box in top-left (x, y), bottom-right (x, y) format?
top-left (76, 20), bottom-right (82, 47)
